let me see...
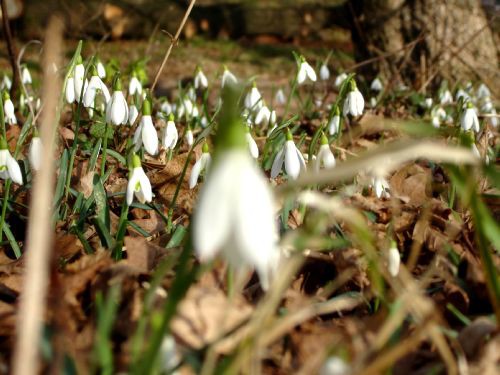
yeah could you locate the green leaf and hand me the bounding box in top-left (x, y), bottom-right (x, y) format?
top-left (2, 223), bottom-right (21, 258)
top-left (166, 225), bottom-right (187, 249)
top-left (93, 174), bottom-right (110, 231)
top-left (88, 138), bottom-right (102, 172)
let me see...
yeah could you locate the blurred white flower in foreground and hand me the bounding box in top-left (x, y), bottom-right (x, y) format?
top-left (126, 154), bottom-right (152, 205)
top-left (343, 80), bottom-right (364, 117)
top-left (0, 137), bottom-right (22, 185)
top-left (314, 133), bottom-right (335, 172)
top-left (189, 142), bottom-right (211, 189)
top-left (271, 129), bottom-right (306, 180)
top-left (193, 86), bottom-right (279, 290)
top-left (460, 102), bottom-right (480, 133)
top-left (297, 56), bottom-right (317, 85)
top-left (106, 75), bottom-right (129, 125)
top-left (387, 241), bottom-right (401, 277)
top-left (29, 133), bottom-right (42, 171)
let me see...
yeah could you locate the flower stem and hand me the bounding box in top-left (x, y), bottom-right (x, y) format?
top-left (100, 123), bottom-right (109, 177)
top-left (283, 74), bottom-right (298, 119)
top-left (112, 201), bottom-right (129, 260)
top-left (0, 180), bottom-right (12, 242)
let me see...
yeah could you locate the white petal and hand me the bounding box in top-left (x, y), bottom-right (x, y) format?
top-left (189, 157), bottom-right (203, 189)
top-left (387, 247), bottom-right (400, 277)
top-left (133, 123), bottom-right (143, 151)
top-left (128, 104), bottom-right (139, 125)
top-left (284, 141), bottom-right (301, 179)
top-left (65, 77), bottom-right (75, 104)
top-left (7, 154), bottom-right (23, 185)
top-left (29, 137), bottom-right (42, 171)
top-left (297, 65), bottom-right (307, 85)
top-left (305, 63), bottom-right (317, 82)
top-left (246, 133), bottom-right (259, 159)
top-left (141, 116), bottom-right (158, 155)
top-left (126, 170), bottom-right (140, 205)
top-left (270, 147), bottom-right (285, 179)
top-left (137, 167), bottom-right (153, 203)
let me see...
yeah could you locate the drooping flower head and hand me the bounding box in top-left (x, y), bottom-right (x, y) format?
top-left (314, 132), bottom-right (335, 172)
top-left (3, 91), bottom-right (17, 125)
top-left (193, 84), bottom-right (280, 290)
top-left (133, 96), bottom-right (158, 155)
top-left (29, 128), bottom-right (43, 172)
top-left (460, 101), bottom-right (480, 133)
top-left (270, 128), bottom-right (306, 180)
top-left (126, 153), bottom-right (153, 205)
top-left (343, 79), bottom-right (364, 117)
top-left (297, 55), bottom-right (317, 85)
top-left (328, 105), bottom-right (341, 136)
top-left (0, 136), bottom-right (22, 185)
top-left (194, 66), bottom-right (208, 90)
top-left (221, 65), bottom-right (238, 88)
top-left (162, 113), bottom-right (178, 150)
top-left (106, 73), bottom-right (129, 125)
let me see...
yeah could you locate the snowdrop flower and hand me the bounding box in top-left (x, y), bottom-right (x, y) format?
top-left (387, 241), bottom-right (400, 277)
top-left (274, 88), bottom-right (286, 106)
top-left (254, 102), bottom-right (271, 127)
top-left (271, 129), bottom-right (306, 180)
top-left (370, 97), bottom-right (377, 108)
top-left (194, 66), bottom-right (208, 90)
top-left (455, 88), bottom-right (470, 102)
top-left (343, 80), bottom-right (364, 117)
top-left (334, 72), bottom-right (348, 87)
top-left (328, 106), bottom-right (341, 135)
top-left (460, 102), bottom-right (480, 133)
top-left (244, 83), bottom-right (262, 111)
top-left (221, 66), bottom-right (237, 87)
top-left (2, 75), bottom-right (12, 90)
top-left (96, 60), bottom-right (106, 79)
top-left (106, 75), bottom-right (129, 125)
top-left (3, 93), bottom-right (16, 124)
top-left (370, 77), bottom-right (383, 92)
top-left (133, 99), bottom-right (158, 155)
top-left (187, 86), bottom-right (196, 102)
top-left (0, 137), bottom-right (22, 185)
top-left (245, 127), bottom-right (259, 159)
top-left (189, 142), bottom-right (211, 189)
top-left (162, 114), bottom-right (178, 150)
top-left (193, 88), bottom-right (279, 290)
top-left (128, 73), bottom-right (142, 96)
top-left (372, 175), bottom-right (390, 198)
top-left (481, 97), bottom-right (493, 113)
top-left (319, 64), bottom-right (330, 81)
top-left (477, 83), bottom-right (490, 99)
top-left (200, 115), bottom-right (209, 128)
top-left (185, 126), bottom-right (194, 147)
top-left (128, 103), bottom-right (139, 125)
top-left (65, 75), bottom-right (76, 104)
top-left (439, 89), bottom-right (453, 105)
top-left (315, 133), bottom-right (335, 172)
top-left (424, 98), bottom-right (433, 109)
top-left (29, 131), bottom-right (42, 171)
top-left (21, 66), bottom-right (32, 84)
top-left (83, 66), bottom-right (110, 108)
top-left (126, 154), bottom-right (153, 205)
top-left (431, 115), bottom-right (441, 128)
top-left (161, 100), bottom-right (172, 115)
top-left (297, 56), bottom-right (317, 85)
top-left (73, 60), bottom-right (88, 102)
top-left (320, 356), bottom-right (350, 375)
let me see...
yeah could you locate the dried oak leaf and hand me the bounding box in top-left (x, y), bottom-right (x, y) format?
top-left (123, 236), bottom-right (163, 272)
top-left (390, 164), bottom-right (432, 207)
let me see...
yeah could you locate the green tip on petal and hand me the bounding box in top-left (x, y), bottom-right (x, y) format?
top-left (3, 91), bottom-right (10, 100)
top-left (390, 240), bottom-right (397, 248)
top-left (33, 127), bottom-right (39, 137)
top-left (142, 99), bottom-right (152, 115)
top-left (320, 132), bottom-right (328, 145)
top-left (349, 79), bottom-right (357, 91)
top-left (131, 153), bottom-right (141, 168)
top-left (113, 72), bottom-right (122, 91)
top-left (168, 113), bottom-right (174, 122)
top-left (76, 55), bottom-right (83, 65)
top-left (90, 64), bottom-right (98, 77)
top-left (466, 101), bottom-right (473, 109)
top-left (285, 129), bottom-right (293, 141)
top-left (202, 142), bottom-right (209, 153)
top-left (0, 136), bottom-right (8, 150)
top-left (333, 105), bottom-right (340, 116)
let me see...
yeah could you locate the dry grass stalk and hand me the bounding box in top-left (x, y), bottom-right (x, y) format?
top-left (12, 16), bottom-right (63, 375)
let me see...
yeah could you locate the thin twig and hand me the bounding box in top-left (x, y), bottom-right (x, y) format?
top-left (150, 0), bottom-right (197, 93)
top-left (12, 16), bottom-right (63, 375)
top-left (0, 0), bottom-right (21, 99)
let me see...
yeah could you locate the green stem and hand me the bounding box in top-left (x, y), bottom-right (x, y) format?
top-left (101, 123), bottom-right (109, 177)
top-left (112, 201), bottom-right (129, 260)
top-left (0, 93), bottom-right (6, 139)
top-left (0, 180), bottom-right (12, 242)
top-left (283, 74), bottom-right (298, 119)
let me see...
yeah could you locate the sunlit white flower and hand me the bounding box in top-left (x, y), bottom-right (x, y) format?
top-left (245, 128), bottom-right (259, 158)
top-left (96, 60), bottom-right (106, 79)
top-left (65, 76), bottom-right (76, 104)
top-left (0, 138), bottom-right (22, 185)
top-left (193, 149), bottom-right (279, 290)
top-left (221, 66), bottom-right (237, 87)
top-left (128, 103), bottom-right (139, 125)
top-left (477, 83), bottom-right (490, 99)
top-left (460, 103), bottom-right (480, 133)
top-left (315, 133), bottom-right (335, 172)
top-left (455, 89), bottom-right (470, 102)
top-left (370, 77), bottom-right (383, 91)
top-left (271, 130), bottom-right (306, 180)
top-left (319, 64), bottom-right (330, 81)
top-left (185, 127), bottom-right (194, 147)
top-left (343, 81), bottom-right (364, 117)
top-left (133, 100), bottom-right (158, 155)
top-left (73, 62), bottom-right (88, 102)
top-left (162, 114), bottom-right (178, 150)
top-left (106, 76), bottom-right (129, 125)
top-left (194, 67), bottom-right (208, 89)
top-left (244, 84), bottom-right (262, 111)
top-left (254, 103), bottom-right (271, 126)
top-left (161, 100), bottom-right (172, 115)
top-left (274, 88), bottom-right (286, 106)
top-left (320, 356), bottom-right (350, 375)
top-left (372, 175), bottom-right (390, 198)
top-left (2, 75), bottom-right (12, 90)
top-left (297, 56), bottom-right (317, 85)
top-left (439, 89), bottom-right (453, 105)
top-left (387, 241), bottom-right (400, 277)
top-left (29, 134), bottom-right (42, 171)
top-left (84, 72), bottom-right (110, 108)
top-left (328, 106), bottom-right (341, 135)
top-left (126, 154), bottom-right (152, 205)
top-left (21, 66), bottom-right (32, 84)
top-left (334, 72), bottom-right (347, 87)
top-left (128, 74), bottom-right (142, 96)
top-left (3, 94), bottom-right (16, 124)
top-left (189, 143), bottom-right (211, 189)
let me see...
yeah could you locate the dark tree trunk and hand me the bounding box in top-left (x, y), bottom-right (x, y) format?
top-left (346, 0), bottom-right (499, 91)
